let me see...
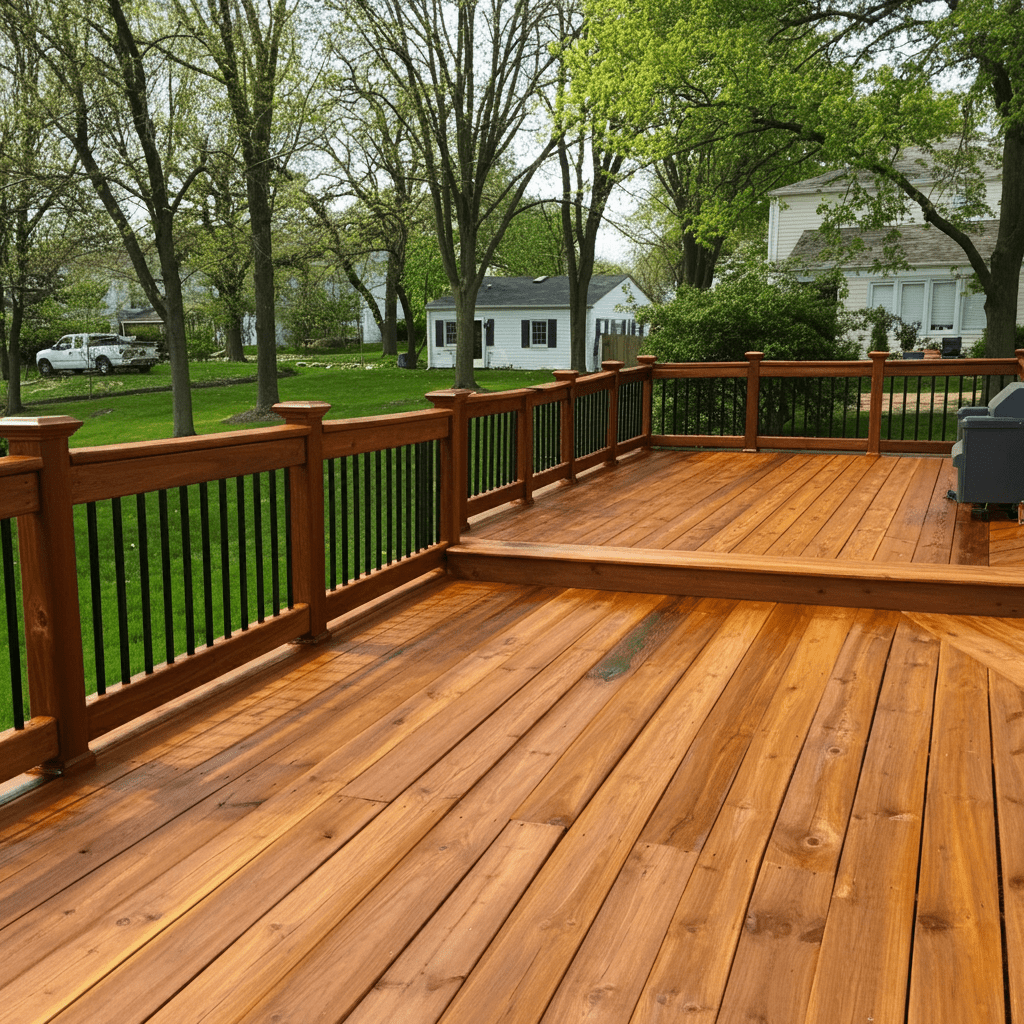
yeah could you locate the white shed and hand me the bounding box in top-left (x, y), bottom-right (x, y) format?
top-left (426, 275), bottom-right (651, 372)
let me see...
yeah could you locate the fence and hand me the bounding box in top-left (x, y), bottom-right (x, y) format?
top-left (2, 350), bottom-right (1022, 783)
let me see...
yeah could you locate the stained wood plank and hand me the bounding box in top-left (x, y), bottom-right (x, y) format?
top-left (539, 842), bottom-right (696, 1024)
top-left (136, 594), bottom-right (671, 1024)
top-left (803, 620), bottom-right (939, 1023)
top-left (797, 456), bottom-right (900, 559)
top-left (990, 669), bottom-right (1024, 1023)
top-left (911, 459), bottom-right (959, 563)
top-left (907, 642), bottom-right (1003, 1024)
top-left (627, 606), bottom-right (856, 1023)
top-left (715, 608), bottom-right (899, 1024)
top-left (905, 611), bottom-right (1024, 677)
top-left (512, 597), bottom-right (726, 828)
top-left (838, 457), bottom-right (918, 560)
top-left (345, 821), bottom-right (565, 1024)
top-left (872, 456), bottom-right (941, 562)
top-left (436, 602), bottom-right (776, 1024)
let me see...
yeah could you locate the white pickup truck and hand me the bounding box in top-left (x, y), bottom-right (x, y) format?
top-left (36, 333), bottom-right (160, 376)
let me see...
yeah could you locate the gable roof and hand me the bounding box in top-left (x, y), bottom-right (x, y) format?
top-left (427, 275), bottom-right (642, 310)
top-left (770, 145), bottom-right (1000, 198)
top-left (789, 220), bottom-right (1000, 270)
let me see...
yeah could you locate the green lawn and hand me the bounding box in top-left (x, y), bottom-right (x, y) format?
top-left (5, 348), bottom-right (557, 447)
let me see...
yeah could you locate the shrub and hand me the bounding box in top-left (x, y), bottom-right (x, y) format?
top-left (639, 258), bottom-right (860, 364)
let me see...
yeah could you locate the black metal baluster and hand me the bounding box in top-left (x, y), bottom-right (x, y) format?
top-left (340, 456), bottom-right (350, 585)
top-left (158, 490), bottom-right (174, 664)
top-left (236, 476), bottom-right (248, 631)
top-left (327, 458), bottom-right (337, 589)
top-left (136, 492), bottom-right (154, 674)
top-left (253, 474), bottom-right (265, 622)
top-left (218, 478), bottom-right (231, 638)
top-left (386, 447), bottom-right (394, 565)
top-left (352, 453), bottom-right (361, 579)
top-left (111, 497), bottom-right (131, 684)
top-left (3, 518), bottom-right (25, 727)
top-left (362, 452), bottom-right (372, 575)
top-left (395, 448), bottom-right (404, 562)
top-left (375, 449), bottom-right (383, 570)
top-left (86, 502), bottom-right (107, 692)
top-left (199, 482), bottom-right (215, 647)
top-left (284, 467), bottom-right (293, 609)
top-left (268, 472), bottom-right (280, 615)
top-left (180, 486), bottom-right (196, 655)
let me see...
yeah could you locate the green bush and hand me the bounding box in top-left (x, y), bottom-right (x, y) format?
top-left (640, 256), bottom-right (861, 437)
top-left (639, 258), bottom-right (860, 364)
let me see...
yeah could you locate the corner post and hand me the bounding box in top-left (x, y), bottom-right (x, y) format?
top-left (1016, 348), bottom-right (1024, 381)
top-left (602, 360), bottom-right (624, 464)
top-left (867, 350), bottom-right (889, 456)
top-left (2, 416), bottom-right (94, 774)
top-left (273, 401), bottom-right (331, 642)
top-left (744, 352), bottom-right (764, 452)
top-left (552, 370), bottom-right (579, 483)
top-left (426, 389), bottom-right (472, 541)
top-left (637, 354), bottom-right (657, 448)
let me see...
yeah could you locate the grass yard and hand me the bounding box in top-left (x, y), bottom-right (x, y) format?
top-left (4, 347), bottom-right (556, 447)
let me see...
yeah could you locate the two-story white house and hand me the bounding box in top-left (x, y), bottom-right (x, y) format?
top-left (768, 149), bottom-right (1021, 351)
top-left (426, 275), bottom-right (651, 372)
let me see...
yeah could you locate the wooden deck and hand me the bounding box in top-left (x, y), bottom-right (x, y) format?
top-left (2, 451), bottom-right (1023, 1024)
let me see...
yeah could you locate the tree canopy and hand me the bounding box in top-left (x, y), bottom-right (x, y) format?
top-left (572, 0), bottom-right (1024, 355)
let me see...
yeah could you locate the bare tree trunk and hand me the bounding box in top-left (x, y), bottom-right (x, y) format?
top-left (224, 319), bottom-right (245, 361)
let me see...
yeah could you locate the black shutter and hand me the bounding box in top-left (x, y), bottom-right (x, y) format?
top-left (486, 319), bottom-right (494, 347)
top-left (521, 319), bottom-right (530, 348)
top-left (548, 319), bottom-right (557, 348)
top-left (435, 320), bottom-right (444, 347)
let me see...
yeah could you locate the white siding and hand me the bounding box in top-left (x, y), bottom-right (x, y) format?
top-left (427, 278), bottom-right (651, 372)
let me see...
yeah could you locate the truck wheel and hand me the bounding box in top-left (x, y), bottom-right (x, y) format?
top-left (38, 359), bottom-right (53, 377)
top-left (96, 356), bottom-right (113, 375)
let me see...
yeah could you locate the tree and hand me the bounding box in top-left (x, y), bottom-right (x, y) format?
top-left (169, 0), bottom-right (318, 412)
top-left (490, 202), bottom-right (567, 278)
top-left (573, 0), bottom-right (1024, 356)
top-left (330, 0), bottom-right (564, 388)
top-left (186, 140), bottom-right (255, 361)
top-left (1, 0), bottom-right (206, 435)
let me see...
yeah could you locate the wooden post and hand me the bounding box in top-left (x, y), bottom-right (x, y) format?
top-left (1, 416), bottom-right (95, 775)
top-left (520, 389), bottom-right (535, 505)
top-left (867, 350), bottom-right (889, 456)
top-left (1016, 348), bottom-right (1024, 381)
top-left (552, 370), bottom-right (579, 483)
top-left (273, 401), bottom-right (331, 642)
top-left (602, 360), bottom-right (624, 464)
top-left (426, 389), bottom-right (472, 539)
top-left (744, 352), bottom-right (764, 452)
top-left (637, 354), bottom-right (657, 448)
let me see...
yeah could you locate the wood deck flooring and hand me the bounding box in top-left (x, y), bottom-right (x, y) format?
top-left (475, 450), bottom-right (1015, 566)
top-left (2, 451), bottom-right (1023, 1024)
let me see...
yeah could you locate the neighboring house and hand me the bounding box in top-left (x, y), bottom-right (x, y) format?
top-left (426, 275), bottom-right (651, 372)
top-left (768, 149), bottom-right (1022, 351)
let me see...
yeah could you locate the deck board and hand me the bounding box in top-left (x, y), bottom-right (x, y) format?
top-left (2, 450), bottom-right (1023, 1024)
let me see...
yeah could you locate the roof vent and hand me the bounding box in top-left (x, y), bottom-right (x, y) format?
top-left (533, 275), bottom-right (548, 283)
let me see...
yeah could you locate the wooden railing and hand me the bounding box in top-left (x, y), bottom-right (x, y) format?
top-left (651, 350), bottom-right (1024, 454)
top-left (2, 350), bottom-right (1023, 784)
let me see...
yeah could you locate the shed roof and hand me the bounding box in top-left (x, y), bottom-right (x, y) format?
top-left (427, 275), bottom-right (643, 310)
top-left (788, 220), bottom-right (1000, 270)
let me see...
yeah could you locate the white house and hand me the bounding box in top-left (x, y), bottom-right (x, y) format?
top-left (768, 149), bottom-right (1022, 350)
top-left (426, 275), bottom-right (651, 372)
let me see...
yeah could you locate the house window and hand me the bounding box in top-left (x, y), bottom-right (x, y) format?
top-left (445, 321), bottom-right (457, 346)
top-left (869, 277), bottom-right (972, 336)
top-left (531, 321), bottom-right (548, 347)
